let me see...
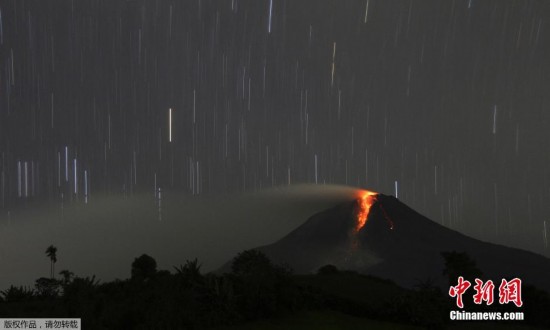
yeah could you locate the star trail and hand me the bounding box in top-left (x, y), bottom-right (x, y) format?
top-left (0, 0), bottom-right (549, 255)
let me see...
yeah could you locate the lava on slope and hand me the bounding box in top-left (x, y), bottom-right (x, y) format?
top-left (354, 190), bottom-right (378, 232)
top-left (355, 190), bottom-right (396, 232)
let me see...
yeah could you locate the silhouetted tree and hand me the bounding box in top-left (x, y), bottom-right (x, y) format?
top-left (231, 250), bottom-right (273, 276)
top-left (59, 270), bottom-right (75, 286)
top-left (131, 254), bottom-right (157, 281)
top-left (522, 284), bottom-right (550, 328)
top-left (441, 251), bottom-right (482, 284)
top-left (317, 264), bottom-right (339, 275)
top-left (174, 258), bottom-right (202, 283)
top-left (231, 250), bottom-right (294, 319)
top-left (413, 277), bottom-right (438, 292)
top-left (35, 277), bottom-right (60, 298)
top-left (62, 275), bottom-right (99, 303)
top-left (0, 285), bottom-right (34, 302)
top-left (45, 245), bottom-right (58, 279)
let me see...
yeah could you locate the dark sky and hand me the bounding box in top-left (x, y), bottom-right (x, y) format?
top-left (0, 0), bottom-right (549, 255)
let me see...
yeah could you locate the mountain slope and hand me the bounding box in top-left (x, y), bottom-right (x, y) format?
top-left (254, 194), bottom-right (550, 291)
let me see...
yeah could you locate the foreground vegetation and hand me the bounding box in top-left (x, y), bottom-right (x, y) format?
top-left (1, 250), bottom-right (548, 329)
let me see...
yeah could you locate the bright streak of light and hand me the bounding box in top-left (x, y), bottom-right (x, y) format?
top-left (73, 158), bottom-right (77, 195)
top-left (65, 146), bottom-right (68, 182)
top-left (395, 180), bottom-right (398, 198)
top-left (169, 108), bottom-right (172, 142)
top-left (24, 162), bottom-right (28, 198)
top-left (108, 114), bottom-right (111, 149)
top-left (17, 161), bottom-right (21, 197)
top-left (364, 0), bottom-right (369, 23)
top-left (268, 0), bottom-right (273, 33)
top-left (31, 161), bottom-right (34, 197)
top-left (331, 42), bottom-right (336, 86)
top-left (84, 170), bottom-right (88, 204)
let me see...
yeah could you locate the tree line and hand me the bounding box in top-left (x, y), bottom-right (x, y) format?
top-left (1, 247), bottom-right (549, 329)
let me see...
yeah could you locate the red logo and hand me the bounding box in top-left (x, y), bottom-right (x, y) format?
top-left (449, 277), bottom-right (523, 308)
top-left (473, 279), bottom-right (495, 305)
top-left (449, 276), bottom-right (471, 308)
top-left (498, 278), bottom-right (523, 307)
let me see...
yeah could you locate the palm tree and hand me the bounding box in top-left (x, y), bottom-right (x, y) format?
top-left (174, 258), bottom-right (202, 283)
top-left (45, 245), bottom-right (58, 279)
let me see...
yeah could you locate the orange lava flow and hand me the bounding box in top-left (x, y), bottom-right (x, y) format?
top-left (355, 190), bottom-right (378, 232)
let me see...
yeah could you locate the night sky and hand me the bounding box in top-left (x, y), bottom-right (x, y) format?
top-left (0, 0), bottom-right (549, 255)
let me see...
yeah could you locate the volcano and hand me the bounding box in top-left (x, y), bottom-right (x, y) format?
top-left (250, 194), bottom-right (550, 291)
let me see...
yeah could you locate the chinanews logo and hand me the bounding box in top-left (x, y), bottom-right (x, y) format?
top-left (448, 277), bottom-right (525, 321)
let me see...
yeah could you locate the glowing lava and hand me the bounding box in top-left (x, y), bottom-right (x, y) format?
top-left (355, 190), bottom-right (378, 232)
